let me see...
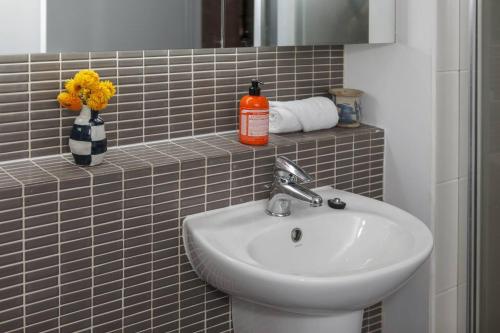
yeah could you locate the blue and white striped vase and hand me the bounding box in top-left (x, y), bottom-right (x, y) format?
top-left (68, 105), bottom-right (107, 166)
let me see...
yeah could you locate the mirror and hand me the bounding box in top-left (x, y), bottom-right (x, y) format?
top-left (224, 0), bottom-right (369, 47)
top-left (47, 0), bottom-right (222, 51)
top-left (0, 0), bottom-right (395, 55)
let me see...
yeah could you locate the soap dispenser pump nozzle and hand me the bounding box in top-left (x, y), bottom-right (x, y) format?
top-left (249, 79), bottom-right (264, 96)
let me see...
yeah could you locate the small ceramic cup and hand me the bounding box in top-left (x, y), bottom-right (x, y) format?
top-left (329, 88), bottom-right (364, 128)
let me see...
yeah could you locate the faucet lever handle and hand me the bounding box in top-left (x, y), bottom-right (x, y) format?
top-left (274, 156), bottom-right (314, 184)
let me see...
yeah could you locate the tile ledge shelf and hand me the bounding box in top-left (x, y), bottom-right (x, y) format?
top-left (0, 124), bottom-right (383, 190)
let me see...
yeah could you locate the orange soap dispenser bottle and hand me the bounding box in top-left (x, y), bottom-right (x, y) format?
top-left (239, 80), bottom-right (269, 146)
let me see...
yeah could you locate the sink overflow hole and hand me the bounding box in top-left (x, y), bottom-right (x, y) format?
top-left (291, 228), bottom-right (303, 243)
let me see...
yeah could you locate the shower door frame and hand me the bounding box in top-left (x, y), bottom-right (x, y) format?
top-left (468, 0), bottom-right (480, 332)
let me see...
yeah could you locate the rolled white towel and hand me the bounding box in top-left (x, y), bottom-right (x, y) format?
top-left (279, 97), bottom-right (339, 132)
top-left (269, 103), bottom-right (303, 134)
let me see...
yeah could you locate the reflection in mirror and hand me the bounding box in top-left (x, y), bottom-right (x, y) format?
top-left (46, 0), bottom-right (222, 52)
top-left (224, 0), bottom-right (255, 47)
top-left (224, 0), bottom-right (369, 48)
top-left (0, 0), bottom-right (394, 55)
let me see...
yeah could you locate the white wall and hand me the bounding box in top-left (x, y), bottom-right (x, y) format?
top-left (434, 0), bottom-right (470, 331)
top-left (433, 0), bottom-right (464, 330)
top-left (344, 0), bottom-right (436, 332)
top-left (346, 0), bottom-right (471, 331)
top-left (0, 0), bottom-right (43, 54)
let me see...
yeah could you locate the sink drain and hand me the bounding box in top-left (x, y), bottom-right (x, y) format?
top-left (291, 228), bottom-right (303, 243)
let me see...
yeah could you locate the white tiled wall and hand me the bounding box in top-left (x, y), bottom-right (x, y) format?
top-left (345, 0), bottom-right (472, 331)
top-left (435, 288), bottom-right (459, 333)
top-left (437, 0), bottom-right (460, 71)
top-left (434, 0), bottom-right (469, 331)
top-left (435, 180), bottom-right (459, 294)
top-left (345, 0), bottom-right (436, 332)
top-left (459, 71), bottom-right (470, 178)
top-left (436, 72), bottom-right (460, 183)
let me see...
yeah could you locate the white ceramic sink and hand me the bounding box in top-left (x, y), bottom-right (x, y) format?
top-left (183, 187), bottom-right (433, 333)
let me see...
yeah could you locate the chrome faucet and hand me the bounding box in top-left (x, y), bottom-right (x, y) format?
top-left (266, 156), bottom-right (323, 217)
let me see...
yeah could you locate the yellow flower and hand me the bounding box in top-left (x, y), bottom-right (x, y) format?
top-left (73, 70), bottom-right (100, 91)
top-left (57, 70), bottom-right (115, 112)
top-left (86, 81), bottom-right (116, 111)
top-left (99, 80), bottom-right (116, 100)
top-left (86, 89), bottom-right (108, 111)
top-left (80, 88), bottom-right (92, 101)
top-left (65, 79), bottom-right (81, 95)
top-left (57, 92), bottom-right (82, 111)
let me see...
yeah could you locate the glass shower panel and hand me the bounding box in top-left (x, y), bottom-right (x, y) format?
top-left (478, 0), bottom-right (500, 331)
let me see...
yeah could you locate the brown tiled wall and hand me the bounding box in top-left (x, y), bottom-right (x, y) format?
top-left (0, 125), bottom-right (383, 333)
top-left (0, 46), bottom-right (343, 162)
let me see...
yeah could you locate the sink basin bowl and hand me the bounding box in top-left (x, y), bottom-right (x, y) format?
top-left (183, 187), bottom-right (433, 333)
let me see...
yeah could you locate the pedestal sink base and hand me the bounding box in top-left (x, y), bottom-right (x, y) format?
top-left (232, 298), bottom-right (363, 333)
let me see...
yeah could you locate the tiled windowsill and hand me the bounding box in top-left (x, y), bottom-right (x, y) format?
top-left (0, 124), bottom-right (383, 194)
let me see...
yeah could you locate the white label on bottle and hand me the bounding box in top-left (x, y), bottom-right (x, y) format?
top-left (241, 109), bottom-right (269, 137)
top-left (240, 113), bottom-right (247, 136)
top-left (250, 116), bottom-right (269, 137)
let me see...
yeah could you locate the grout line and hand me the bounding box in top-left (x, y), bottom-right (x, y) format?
top-left (94, 157), bottom-right (124, 329)
top-left (115, 51), bottom-right (120, 146)
top-left (191, 49), bottom-right (194, 137)
top-left (19, 159), bottom-right (62, 332)
top-left (167, 50), bottom-right (171, 141)
top-left (142, 50), bottom-right (146, 144)
top-left (0, 166), bottom-right (25, 329)
top-left (28, 54), bottom-right (32, 159)
top-left (294, 47), bottom-right (298, 100)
